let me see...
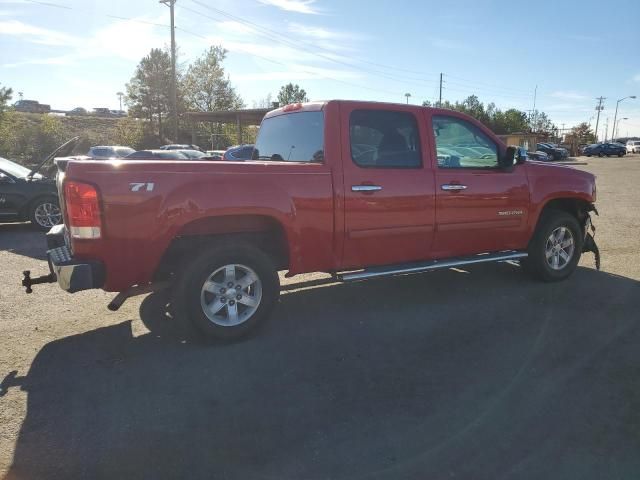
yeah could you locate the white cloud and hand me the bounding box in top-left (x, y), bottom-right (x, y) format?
top-left (0, 19), bottom-right (78, 46)
top-left (234, 65), bottom-right (360, 82)
top-left (257, 0), bottom-right (321, 14)
top-left (287, 22), bottom-right (347, 40)
top-left (2, 17), bottom-right (167, 68)
top-left (633, 73), bottom-right (640, 82)
top-left (550, 91), bottom-right (587, 101)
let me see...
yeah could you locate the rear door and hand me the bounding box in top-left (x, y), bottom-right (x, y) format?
top-left (341, 104), bottom-right (435, 268)
top-left (427, 111), bottom-right (531, 258)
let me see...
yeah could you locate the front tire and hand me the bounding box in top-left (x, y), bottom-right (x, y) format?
top-left (522, 210), bottom-right (583, 282)
top-left (175, 243), bottom-right (280, 341)
top-left (30, 197), bottom-right (62, 231)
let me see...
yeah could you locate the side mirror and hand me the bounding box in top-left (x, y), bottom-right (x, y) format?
top-left (516, 146), bottom-right (528, 165)
top-left (501, 146), bottom-right (527, 169)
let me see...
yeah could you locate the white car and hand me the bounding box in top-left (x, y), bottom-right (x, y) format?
top-left (626, 141), bottom-right (640, 154)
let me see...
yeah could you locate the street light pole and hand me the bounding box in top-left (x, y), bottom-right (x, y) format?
top-left (404, 93), bottom-right (411, 105)
top-left (612, 95), bottom-right (636, 141)
top-left (615, 117), bottom-right (629, 139)
top-left (160, 0), bottom-right (178, 142)
top-left (116, 91), bottom-right (124, 112)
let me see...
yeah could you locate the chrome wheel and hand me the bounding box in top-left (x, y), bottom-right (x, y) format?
top-left (200, 264), bottom-right (263, 327)
top-left (34, 202), bottom-right (62, 228)
top-left (545, 227), bottom-right (575, 271)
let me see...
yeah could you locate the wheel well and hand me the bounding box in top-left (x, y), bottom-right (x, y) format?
top-left (154, 215), bottom-right (289, 281)
top-left (538, 198), bottom-right (593, 229)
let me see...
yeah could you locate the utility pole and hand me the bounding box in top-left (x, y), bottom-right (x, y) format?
top-left (404, 93), bottom-right (411, 104)
top-left (160, 0), bottom-right (178, 141)
top-left (594, 97), bottom-right (605, 142)
top-left (531, 85), bottom-right (537, 130)
top-left (18, 91), bottom-right (23, 101)
top-left (560, 123), bottom-right (565, 142)
top-left (438, 73), bottom-right (443, 107)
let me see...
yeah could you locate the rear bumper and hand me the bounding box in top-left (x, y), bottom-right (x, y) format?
top-left (46, 225), bottom-right (105, 293)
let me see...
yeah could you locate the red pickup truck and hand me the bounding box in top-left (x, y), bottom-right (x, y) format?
top-left (24, 101), bottom-right (599, 340)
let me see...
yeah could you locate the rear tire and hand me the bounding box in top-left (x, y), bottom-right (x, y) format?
top-left (174, 242), bottom-right (280, 341)
top-left (522, 210), bottom-right (583, 282)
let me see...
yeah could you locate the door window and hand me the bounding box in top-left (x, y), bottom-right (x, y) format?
top-left (433, 116), bottom-right (498, 168)
top-left (349, 110), bottom-right (421, 168)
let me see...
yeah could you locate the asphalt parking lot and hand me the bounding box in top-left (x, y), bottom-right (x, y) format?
top-left (1, 156), bottom-right (640, 479)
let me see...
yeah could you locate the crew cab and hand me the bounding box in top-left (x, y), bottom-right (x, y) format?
top-left (24, 101), bottom-right (599, 340)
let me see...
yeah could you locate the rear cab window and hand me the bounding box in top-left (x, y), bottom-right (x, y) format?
top-left (253, 111), bottom-right (324, 162)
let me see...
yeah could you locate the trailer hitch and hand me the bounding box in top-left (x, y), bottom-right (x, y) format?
top-left (22, 270), bottom-right (57, 294)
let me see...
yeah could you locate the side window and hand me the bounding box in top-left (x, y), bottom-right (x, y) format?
top-left (433, 115), bottom-right (498, 168)
top-left (350, 110), bottom-right (421, 168)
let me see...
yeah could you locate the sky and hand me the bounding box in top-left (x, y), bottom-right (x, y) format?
top-left (1, 0), bottom-right (640, 138)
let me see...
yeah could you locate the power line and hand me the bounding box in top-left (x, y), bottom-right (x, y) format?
top-left (183, 1), bottom-right (441, 88)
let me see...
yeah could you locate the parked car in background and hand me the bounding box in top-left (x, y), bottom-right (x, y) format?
top-left (110, 110), bottom-right (126, 117)
top-left (68, 107), bottom-right (87, 116)
top-left (223, 144), bottom-right (255, 161)
top-left (527, 151), bottom-right (550, 162)
top-left (177, 149), bottom-right (208, 159)
top-left (125, 150), bottom-right (189, 160)
top-left (626, 140), bottom-right (640, 154)
top-left (536, 143), bottom-right (567, 161)
top-left (206, 150), bottom-right (226, 160)
top-left (92, 108), bottom-right (114, 117)
top-left (160, 144), bottom-right (203, 151)
top-left (88, 146), bottom-right (135, 159)
top-left (0, 137), bottom-right (77, 230)
top-left (583, 143), bottom-right (626, 157)
top-left (13, 99), bottom-right (51, 114)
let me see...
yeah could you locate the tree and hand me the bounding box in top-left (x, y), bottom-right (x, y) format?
top-left (182, 46), bottom-right (243, 112)
top-left (492, 108), bottom-right (529, 134)
top-left (426, 95), bottom-right (553, 135)
top-left (569, 122), bottom-right (596, 143)
top-left (530, 110), bottom-right (555, 135)
top-left (277, 83), bottom-right (308, 105)
top-left (253, 93), bottom-right (274, 109)
top-left (0, 84), bottom-right (13, 116)
top-left (125, 48), bottom-right (173, 140)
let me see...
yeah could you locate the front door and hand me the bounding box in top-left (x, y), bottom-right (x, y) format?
top-left (427, 111), bottom-right (530, 258)
top-left (0, 172), bottom-right (22, 218)
top-left (341, 104), bottom-right (436, 269)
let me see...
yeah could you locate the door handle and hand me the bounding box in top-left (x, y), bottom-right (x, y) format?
top-left (441, 184), bottom-right (468, 191)
top-left (352, 185), bottom-right (382, 192)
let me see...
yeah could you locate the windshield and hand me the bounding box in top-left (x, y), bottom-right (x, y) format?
top-left (0, 157), bottom-right (31, 178)
top-left (253, 111), bottom-right (324, 162)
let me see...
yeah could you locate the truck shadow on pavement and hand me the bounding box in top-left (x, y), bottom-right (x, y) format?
top-left (3, 264), bottom-right (640, 480)
top-left (0, 223), bottom-right (47, 260)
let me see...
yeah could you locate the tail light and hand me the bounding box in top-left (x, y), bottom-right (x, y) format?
top-left (64, 181), bottom-right (102, 239)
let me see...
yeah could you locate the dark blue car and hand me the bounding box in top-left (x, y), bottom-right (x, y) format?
top-left (583, 143), bottom-right (626, 157)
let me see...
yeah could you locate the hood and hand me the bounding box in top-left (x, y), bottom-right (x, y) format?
top-left (526, 160), bottom-right (597, 201)
top-left (28, 136), bottom-right (80, 179)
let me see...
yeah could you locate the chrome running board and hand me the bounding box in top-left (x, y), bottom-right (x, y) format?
top-left (337, 251), bottom-right (528, 282)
